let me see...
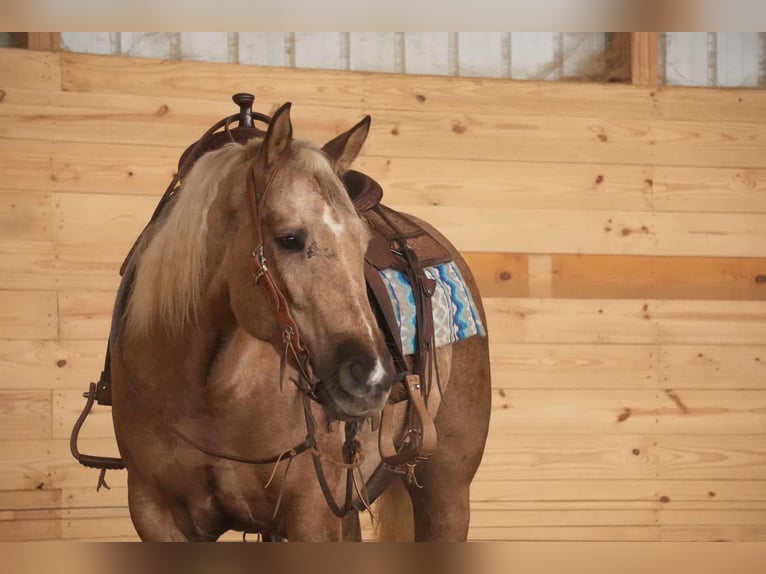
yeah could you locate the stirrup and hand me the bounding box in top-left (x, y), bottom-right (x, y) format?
top-left (70, 382), bottom-right (125, 473)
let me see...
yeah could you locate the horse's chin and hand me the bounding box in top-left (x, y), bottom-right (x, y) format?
top-left (315, 384), bottom-right (386, 421)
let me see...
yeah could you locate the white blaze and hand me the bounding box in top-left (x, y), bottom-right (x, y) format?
top-left (322, 205), bottom-right (345, 237)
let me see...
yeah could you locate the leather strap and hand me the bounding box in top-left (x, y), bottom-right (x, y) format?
top-left (378, 375), bottom-right (437, 467)
top-left (245, 157), bottom-right (305, 353)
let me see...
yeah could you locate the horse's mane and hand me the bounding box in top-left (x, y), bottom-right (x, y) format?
top-left (125, 138), bottom-right (346, 336)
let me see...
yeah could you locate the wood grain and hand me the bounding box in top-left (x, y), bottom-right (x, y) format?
top-left (488, 389), bottom-right (766, 435)
top-left (60, 51), bottom-right (657, 119)
top-left (485, 298), bottom-right (766, 345)
top-left (551, 255), bottom-right (766, 300)
top-left (0, 390), bottom-right (51, 440)
top-left (478, 434), bottom-right (766, 480)
top-left (0, 48), bottom-right (61, 90)
top-left (0, 291), bottom-right (57, 339)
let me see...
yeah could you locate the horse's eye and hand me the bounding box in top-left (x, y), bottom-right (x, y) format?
top-left (275, 233), bottom-right (306, 252)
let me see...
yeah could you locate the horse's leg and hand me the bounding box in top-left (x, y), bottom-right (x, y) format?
top-left (341, 511), bottom-right (362, 541)
top-left (127, 473), bottom-right (190, 541)
top-left (407, 335), bottom-right (492, 541)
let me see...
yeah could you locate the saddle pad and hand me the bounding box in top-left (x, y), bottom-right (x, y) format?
top-left (379, 261), bottom-right (486, 356)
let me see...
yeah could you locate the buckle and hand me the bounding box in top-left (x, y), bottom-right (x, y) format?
top-left (252, 244), bottom-right (268, 282)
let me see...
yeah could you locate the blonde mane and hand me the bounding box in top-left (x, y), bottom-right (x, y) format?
top-left (124, 138), bottom-right (348, 336)
top-left (125, 141), bottom-right (258, 335)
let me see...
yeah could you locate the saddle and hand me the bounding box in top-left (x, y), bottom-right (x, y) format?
top-left (70, 94), bottom-right (452, 507)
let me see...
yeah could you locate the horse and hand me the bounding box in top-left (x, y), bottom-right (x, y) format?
top-left (110, 101), bottom-right (492, 541)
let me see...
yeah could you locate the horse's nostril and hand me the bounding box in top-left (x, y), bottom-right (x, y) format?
top-left (349, 361), bottom-right (367, 384)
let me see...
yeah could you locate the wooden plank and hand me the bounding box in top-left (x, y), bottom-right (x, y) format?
top-left (471, 508), bottom-right (656, 528)
top-left (551, 255), bottom-right (766, 300)
top-left (53, 191), bottom-right (155, 249)
top-left (0, 139), bottom-right (54, 193)
top-left (59, 51), bottom-right (657, 120)
top-left (467, 525), bottom-right (660, 541)
top-left (489, 343), bottom-right (657, 389)
top-left (394, 207), bottom-right (766, 257)
top-left (462, 253), bottom-right (528, 298)
top-left (470, 480), bottom-right (766, 503)
top-left (61, 486), bottom-right (127, 509)
top-left (404, 33), bottom-right (450, 76)
top-left (57, 290), bottom-right (114, 340)
top-left (485, 298), bottom-right (766, 345)
top-left (0, 340), bottom-right (105, 391)
top-left (54, 246), bottom-right (122, 291)
top-left (0, 439), bottom-right (124, 490)
top-left (5, 86), bottom-right (765, 170)
top-left (356, 156), bottom-right (653, 211)
top-left (660, 345), bottom-right (766, 390)
top-left (49, 140), bottom-right (180, 196)
top-left (653, 165), bottom-right (766, 214)
top-left (0, 290), bottom-right (57, 339)
top-left (61, 516), bottom-right (136, 540)
top-left (478, 434), bottom-right (766, 480)
top-left (661, 524), bottom-right (766, 541)
top-left (655, 84), bottom-right (766, 123)
top-left (0, 517), bottom-right (60, 541)
top-left (631, 33), bottom-right (659, 86)
top-left (26, 33), bottom-right (61, 52)
top-left (0, 390), bottom-right (51, 440)
top-left (0, 489), bottom-right (61, 510)
top-left (0, 48), bottom-right (61, 90)
top-left (57, 295), bottom-right (766, 346)
top-left (647, 117), bottom-right (766, 170)
top-left (8, 143), bottom-right (764, 218)
top-left (0, 244), bottom-right (56, 290)
top-left (0, 190), bottom-right (52, 244)
top-left (489, 389), bottom-right (766, 435)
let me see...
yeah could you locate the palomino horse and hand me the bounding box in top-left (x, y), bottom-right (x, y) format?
top-left (110, 102), bottom-right (491, 541)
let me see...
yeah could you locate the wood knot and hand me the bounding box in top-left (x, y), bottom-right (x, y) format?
top-left (631, 448), bottom-right (640, 455)
top-left (156, 104), bottom-right (170, 116)
top-left (498, 271), bottom-right (512, 281)
top-left (415, 94), bottom-right (426, 103)
top-left (390, 126), bottom-right (399, 136)
top-left (755, 274), bottom-right (766, 285)
top-left (597, 134), bottom-right (608, 142)
top-left (451, 121), bottom-right (467, 134)
top-left (56, 359), bottom-right (67, 368)
top-left (0, 89), bottom-right (6, 102)
top-left (708, 491), bottom-right (716, 497)
top-left (595, 175), bottom-right (604, 184)
top-left (617, 408), bottom-right (631, 422)
top-left (659, 495), bottom-right (670, 503)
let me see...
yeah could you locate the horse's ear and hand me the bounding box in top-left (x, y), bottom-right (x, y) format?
top-left (262, 102), bottom-right (293, 168)
top-left (321, 115), bottom-right (371, 172)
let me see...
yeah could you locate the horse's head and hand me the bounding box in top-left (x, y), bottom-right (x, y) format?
top-left (211, 104), bottom-right (395, 419)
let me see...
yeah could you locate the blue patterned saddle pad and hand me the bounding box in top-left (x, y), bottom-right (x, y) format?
top-left (378, 261), bottom-right (486, 356)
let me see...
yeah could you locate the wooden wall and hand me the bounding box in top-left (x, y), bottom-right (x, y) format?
top-left (1, 47), bottom-right (765, 541)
